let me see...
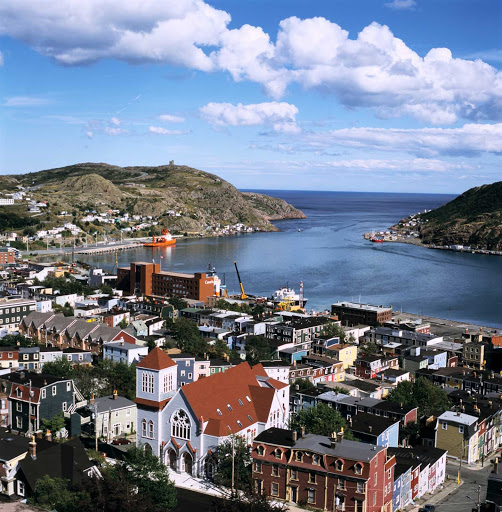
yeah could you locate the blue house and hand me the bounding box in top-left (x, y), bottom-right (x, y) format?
top-left (170, 353), bottom-right (195, 386)
top-left (63, 348), bottom-right (92, 366)
top-left (392, 471), bottom-right (402, 511)
top-left (421, 348), bottom-right (447, 369)
top-left (349, 412), bottom-right (400, 448)
top-left (393, 462), bottom-right (413, 511)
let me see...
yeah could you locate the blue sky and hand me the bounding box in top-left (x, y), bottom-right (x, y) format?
top-left (0, 0), bottom-right (501, 193)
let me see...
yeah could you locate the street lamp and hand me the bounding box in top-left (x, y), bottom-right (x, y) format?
top-left (466, 485), bottom-right (482, 512)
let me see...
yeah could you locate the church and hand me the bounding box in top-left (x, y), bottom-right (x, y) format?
top-left (135, 348), bottom-right (290, 477)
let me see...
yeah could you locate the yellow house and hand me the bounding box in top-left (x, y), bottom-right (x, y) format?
top-left (435, 411), bottom-right (479, 463)
top-left (326, 344), bottom-right (358, 369)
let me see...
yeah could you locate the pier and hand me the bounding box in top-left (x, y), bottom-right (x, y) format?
top-left (76, 242), bottom-right (143, 255)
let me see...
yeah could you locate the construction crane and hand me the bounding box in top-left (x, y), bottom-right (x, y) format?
top-left (233, 261), bottom-right (248, 300)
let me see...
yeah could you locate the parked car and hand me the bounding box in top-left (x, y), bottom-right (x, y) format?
top-left (419, 506), bottom-right (436, 512)
top-left (112, 437), bottom-right (131, 445)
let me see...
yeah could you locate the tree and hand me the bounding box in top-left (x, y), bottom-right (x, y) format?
top-left (101, 283), bottom-right (113, 295)
top-left (290, 403), bottom-right (355, 440)
top-left (399, 422), bottom-right (421, 447)
top-left (294, 378), bottom-right (315, 391)
top-left (0, 333), bottom-right (34, 347)
top-left (386, 377), bottom-right (451, 417)
top-left (118, 317), bottom-right (129, 329)
top-left (359, 341), bottom-right (378, 356)
top-left (42, 357), bottom-right (75, 379)
top-left (53, 302), bottom-right (74, 317)
top-left (208, 338), bottom-right (231, 359)
top-left (171, 317), bottom-right (208, 356)
top-left (28, 476), bottom-right (77, 512)
top-left (95, 360), bottom-right (137, 400)
top-left (41, 412), bottom-right (66, 436)
top-left (245, 336), bottom-right (272, 363)
top-left (320, 323), bottom-right (346, 343)
top-left (168, 296), bottom-right (188, 311)
top-left (215, 435), bottom-right (252, 492)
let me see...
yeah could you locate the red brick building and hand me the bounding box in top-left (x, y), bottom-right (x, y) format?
top-left (252, 427), bottom-right (395, 512)
top-left (0, 248), bottom-right (15, 266)
top-left (117, 262), bottom-right (218, 303)
top-left (354, 356), bottom-right (399, 380)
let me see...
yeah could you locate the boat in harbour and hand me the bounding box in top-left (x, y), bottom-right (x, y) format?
top-left (271, 283), bottom-right (308, 309)
top-left (144, 229), bottom-right (176, 247)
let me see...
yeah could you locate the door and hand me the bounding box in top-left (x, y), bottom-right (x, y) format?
top-left (290, 486), bottom-right (298, 503)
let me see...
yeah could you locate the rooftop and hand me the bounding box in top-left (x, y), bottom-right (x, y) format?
top-left (137, 347), bottom-right (176, 370)
top-left (332, 302), bottom-right (392, 313)
top-left (91, 394), bottom-right (136, 414)
top-left (438, 410), bottom-right (478, 425)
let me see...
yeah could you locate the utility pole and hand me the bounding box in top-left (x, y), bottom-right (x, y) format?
top-left (231, 435), bottom-right (235, 493)
top-left (477, 484), bottom-right (481, 512)
top-left (458, 437), bottom-right (464, 485)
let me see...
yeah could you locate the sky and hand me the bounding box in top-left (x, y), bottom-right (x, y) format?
top-left (0, 0), bottom-right (501, 193)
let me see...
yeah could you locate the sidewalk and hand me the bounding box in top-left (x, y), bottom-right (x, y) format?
top-left (402, 477), bottom-right (460, 512)
top-left (446, 448), bottom-right (501, 471)
top-left (167, 468), bottom-right (230, 498)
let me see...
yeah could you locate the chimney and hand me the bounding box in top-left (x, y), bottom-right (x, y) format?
top-left (29, 435), bottom-right (36, 460)
top-left (337, 427), bottom-right (344, 442)
top-left (348, 417), bottom-right (353, 427)
top-left (113, 390), bottom-right (118, 400)
top-left (292, 431), bottom-right (298, 442)
top-left (330, 431), bottom-right (337, 447)
top-left (300, 426), bottom-right (305, 437)
top-left (494, 457), bottom-right (499, 474)
top-left (368, 425), bottom-right (373, 433)
top-left (90, 394), bottom-right (95, 405)
top-left (45, 430), bottom-right (52, 442)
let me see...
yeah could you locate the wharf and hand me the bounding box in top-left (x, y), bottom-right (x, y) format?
top-left (75, 242), bottom-right (143, 255)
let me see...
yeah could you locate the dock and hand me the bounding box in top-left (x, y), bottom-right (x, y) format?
top-left (75, 242), bottom-right (143, 255)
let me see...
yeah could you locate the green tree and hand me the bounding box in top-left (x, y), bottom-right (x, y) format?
top-left (42, 357), bottom-right (75, 379)
top-left (399, 422), bottom-right (421, 447)
top-left (28, 475), bottom-right (77, 512)
top-left (387, 377), bottom-right (451, 417)
top-left (359, 341), bottom-right (378, 356)
top-left (215, 435), bottom-right (252, 492)
top-left (245, 336), bottom-right (272, 363)
top-left (41, 412), bottom-right (66, 436)
top-left (0, 333), bottom-right (34, 347)
top-left (294, 378), bottom-right (315, 391)
top-left (118, 317), bottom-right (129, 329)
top-left (53, 302), bottom-right (74, 317)
top-left (123, 446), bottom-right (177, 511)
top-left (290, 403), bottom-right (355, 439)
top-left (320, 323), bottom-right (346, 343)
top-left (101, 283), bottom-right (113, 295)
top-left (168, 296), bottom-right (188, 310)
top-left (171, 317), bottom-right (208, 356)
top-left (208, 338), bottom-right (231, 359)
top-left (95, 360), bottom-right (137, 400)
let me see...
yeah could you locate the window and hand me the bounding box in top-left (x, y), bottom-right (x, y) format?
top-left (141, 372), bottom-right (154, 394)
top-left (148, 420), bottom-right (154, 438)
top-left (16, 417), bottom-right (22, 429)
top-left (335, 460), bottom-right (343, 471)
top-left (188, 373), bottom-right (192, 379)
top-left (237, 420), bottom-right (243, 428)
top-left (309, 472), bottom-right (316, 484)
top-left (257, 446), bottom-right (265, 456)
top-left (291, 469), bottom-right (298, 480)
top-left (238, 399), bottom-right (243, 406)
top-left (181, 370), bottom-right (186, 377)
top-left (227, 404), bottom-right (232, 411)
top-left (307, 489), bottom-right (315, 504)
top-left (354, 463), bottom-right (363, 475)
top-left (275, 449), bottom-right (282, 459)
top-left (17, 480), bottom-right (25, 496)
top-left (271, 482), bottom-right (279, 497)
top-left (338, 477), bottom-right (345, 490)
top-left (62, 402), bottom-right (67, 412)
top-left (247, 414), bottom-right (253, 422)
top-left (41, 389), bottom-right (46, 399)
top-left (296, 451), bottom-right (303, 462)
top-left (272, 465), bottom-right (279, 477)
top-left (246, 395), bottom-right (251, 402)
top-left (387, 469), bottom-right (392, 479)
top-left (313, 454), bottom-right (320, 465)
top-left (459, 425), bottom-right (465, 434)
top-left (67, 355), bottom-right (72, 361)
top-left (16, 402), bottom-right (22, 412)
top-left (374, 473), bottom-right (377, 486)
top-left (126, 408), bottom-right (131, 416)
top-left (142, 419), bottom-right (147, 437)
top-left (171, 409), bottom-right (191, 440)
top-left (255, 461), bottom-right (262, 473)
top-left (373, 492), bottom-right (377, 505)
top-left (357, 482), bottom-right (364, 493)
top-left (66, 382), bottom-right (71, 391)
top-left (442, 422), bottom-right (448, 430)
top-left (163, 373), bottom-right (173, 393)
top-left (8, 353), bottom-right (12, 358)
top-left (217, 408), bottom-right (222, 416)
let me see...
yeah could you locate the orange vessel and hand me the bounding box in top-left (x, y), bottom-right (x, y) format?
top-left (144, 229), bottom-right (176, 247)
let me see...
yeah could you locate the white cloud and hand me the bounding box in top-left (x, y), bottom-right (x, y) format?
top-left (384, 0), bottom-right (417, 10)
top-left (0, 2), bottom-right (500, 124)
top-left (321, 158), bottom-right (473, 172)
top-left (293, 123), bottom-right (502, 157)
top-left (85, 130), bottom-right (94, 139)
top-left (0, 51), bottom-right (3, 66)
top-left (3, 96), bottom-right (49, 106)
top-left (110, 117), bottom-right (121, 126)
top-left (148, 126), bottom-right (188, 135)
top-left (200, 101), bottom-right (300, 133)
top-left (104, 126), bottom-right (128, 136)
top-left (159, 114), bottom-right (185, 123)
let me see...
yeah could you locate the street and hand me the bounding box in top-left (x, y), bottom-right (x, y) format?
top-left (433, 462), bottom-right (492, 512)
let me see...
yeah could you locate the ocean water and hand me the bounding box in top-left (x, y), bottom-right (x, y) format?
top-left (76, 191), bottom-right (502, 328)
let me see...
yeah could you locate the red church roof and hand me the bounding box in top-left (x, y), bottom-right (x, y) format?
top-left (137, 347), bottom-right (176, 371)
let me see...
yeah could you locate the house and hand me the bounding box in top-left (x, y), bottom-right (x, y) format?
top-left (62, 347), bottom-right (93, 366)
top-left (170, 353), bottom-right (197, 386)
top-left (355, 356), bottom-right (399, 379)
top-left (0, 347), bottom-right (18, 369)
top-left (86, 392), bottom-right (136, 442)
top-left (251, 427), bottom-right (395, 511)
top-left (364, 327), bottom-right (443, 348)
top-left (435, 411), bottom-right (479, 463)
top-left (463, 341), bottom-right (490, 370)
top-left (402, 354), bottom-right (429, 374)
top-left (348, 412), bottom-right (400, 448)
top-left (331, 301), bottom-right (393, 327)
top-left (266, 317), bottom-right (331, 347)
top-left (0, 429), bottom-right (31, 496)
top-left (1, 371), bottom-right (86, 433)
top-left (16, 435), bottom-right (99, 499)
top-left (260, 360), bottom-right (291, 384)
top-left (0, 298), bottom-right (37, 333)
top-left (135, 349), bottom-right (290, 478)
top-left (102, 340), bottom-right (148, 365)
top-left (392, 461), bottom-right (413, 511)
top-left (324, 343), bottom-right (358, 369)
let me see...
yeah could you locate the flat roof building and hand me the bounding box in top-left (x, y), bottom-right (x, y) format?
top-left (331, 301), bottom-right (392, 327)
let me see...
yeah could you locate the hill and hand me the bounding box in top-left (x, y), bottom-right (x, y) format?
top-left (419, 182), bottom-right (502, 250)
top-left (0, 163), bottom-right (305, 237)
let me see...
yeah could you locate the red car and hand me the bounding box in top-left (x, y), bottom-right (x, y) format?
top-left (112, 438), bottom-right (131, 445)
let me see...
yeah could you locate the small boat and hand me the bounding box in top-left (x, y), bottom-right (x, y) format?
top-left (144, 229), bottom-right (176, 247)
top-left (370, 238), bottom-right (384, 243)
top-left (298, 228), bottom-right (302, 232)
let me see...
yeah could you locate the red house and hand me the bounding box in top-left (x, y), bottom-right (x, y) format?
top-left (252, 427), bottom-right (395, 512)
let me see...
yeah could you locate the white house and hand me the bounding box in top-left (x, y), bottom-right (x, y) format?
top-left (103, 340), bottom-right (148, 365)
top-left (135, 348), bottom-right (290, 478)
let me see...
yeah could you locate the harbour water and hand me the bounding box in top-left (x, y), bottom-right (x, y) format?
top-left (75, 191), bottom-right (502, 328)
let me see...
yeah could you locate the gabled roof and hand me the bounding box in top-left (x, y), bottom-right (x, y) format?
top-left (137, 347), bottom-right (176, 370)
top-left (21, 311), bottom-right (55, 329)
top-left (180, 362), bottom-right (286, 437)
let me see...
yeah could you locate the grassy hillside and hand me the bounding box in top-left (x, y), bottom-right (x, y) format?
top-left (419, 182), bottom-right (502, 249)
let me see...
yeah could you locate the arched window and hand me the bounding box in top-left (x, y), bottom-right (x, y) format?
top-left (354, 462), bottom-right (363, 475)
top-left (257, 445), bottom-right (265, 456)
top-left (142, 419), bottom-right (147, 437)
top-left (335, 459), bottom-right (343, 471)
top-left (171, 409), bottom-right (191, 440)
top-left (275, 449), bottom-right (282, 459)
top-left (148, 420), bottom-right (154, 438)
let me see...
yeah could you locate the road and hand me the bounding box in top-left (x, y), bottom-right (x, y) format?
top-left (433, 462), bottom-right (491, 512)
